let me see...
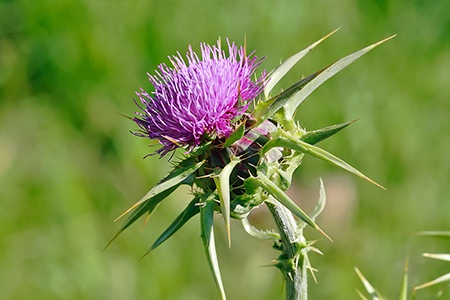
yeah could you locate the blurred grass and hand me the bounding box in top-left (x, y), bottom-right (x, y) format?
top-left (1, 0), bottom-right (450, 299)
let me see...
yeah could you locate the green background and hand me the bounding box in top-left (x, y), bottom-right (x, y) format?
top-left (1, 0), bottom-right (449, 299)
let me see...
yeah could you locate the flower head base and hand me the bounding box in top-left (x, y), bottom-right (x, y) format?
top-left (133, 39), bottom-right (265, 156)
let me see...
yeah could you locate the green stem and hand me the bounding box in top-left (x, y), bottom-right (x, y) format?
top-left (266, 200), bottom-right (307, 300)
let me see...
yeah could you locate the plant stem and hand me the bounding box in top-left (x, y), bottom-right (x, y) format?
top-left (266, 200), bottom-right (307, 300)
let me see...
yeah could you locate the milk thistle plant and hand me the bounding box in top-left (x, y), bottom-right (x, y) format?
top-left (111, 30), bottom-right (395, 300)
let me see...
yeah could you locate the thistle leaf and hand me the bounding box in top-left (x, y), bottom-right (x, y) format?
top-left (264, 28), bottom-right (340, 98)
top-left (105, 159), bottom-right (204, 249)
top-left (105, 186), bottom-right (178, 250)
top-left (301, 120), bottom-right (357, 145)
top-left (257, 171), bottom-right (331, 241)
top-left (213, 156), bottom-right (241, 247)
top-left (149, 197), bottom-right (201, 251)
top-left (116, 159), bottom-right (205, 221)
top-left (262, 137), bottom-right (385, 190)
top-left (253, 70), bottom-right (323, 126)
top-left (201, 196), bottom-right (227, 300)
top-left (284, 35), bottom-right (396, 119)
top-left (241, 218), bottom-right (280, 241)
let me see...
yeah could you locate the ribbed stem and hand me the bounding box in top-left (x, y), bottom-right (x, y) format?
top-left (266, 201), bottom-right (307, 300)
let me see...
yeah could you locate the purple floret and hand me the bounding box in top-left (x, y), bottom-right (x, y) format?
top-left (133, 39), bottom-right (265, 156)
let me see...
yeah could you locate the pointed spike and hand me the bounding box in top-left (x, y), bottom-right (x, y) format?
top-left (284, 34), bottom-right (396, 119)
top-left (103, 231), bottom-right (121, 252)
top-left (264, 28), bottom-right (340, 98)
top-left (316, 226), bottom-right (333, 243)
top-left (265, 136), bottom-right (386, 190)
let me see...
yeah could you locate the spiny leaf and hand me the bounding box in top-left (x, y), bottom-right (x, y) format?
top-left (105, 159), bottom-right (204, 249)
top-left (149, 197), bottom-right (201, 252)
top-left (262, 136), bottom-right (385, 190)
top-left (256, 171), bottom-right (331, 241)
top-left (105, 186), bottom-right (178, 250)
top-left (284, 35), bottom-right (396, 120)
top-left (241, 218), bottom-right (280, 241)
top-left (301, 120), bottom-right (357, 145)
top-left (264, 28), bottom-right (340, 98)
top-left (213, 156), bottom-right (241, 247)
top-left (253, 69), bottom-right (324, 126)
top-left (115, 159), bottom-right (205, 221)
top-left (201, 196), bottom-right (227, 300)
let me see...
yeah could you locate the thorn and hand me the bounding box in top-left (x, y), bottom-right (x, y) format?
top-left (103, 231), bottom-right (120, 252)
top-left (226, 224), bottom-right (232, 248)
top-left (363, 175), bottom-right (387, 191)
top-left (316, 226), bottom-right (333, 243)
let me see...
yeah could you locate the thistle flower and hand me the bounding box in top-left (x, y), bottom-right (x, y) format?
top-left (112, 32), bottom-right (394, 300)
top-left (133, 39), bottom-right (265, 156)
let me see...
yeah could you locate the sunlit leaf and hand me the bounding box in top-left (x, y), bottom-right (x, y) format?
top-left (301, 120), bottom-right (357, 145)
top-left (253, 70), bottom-right (323, 126)
top-left (264, 28), bottom-right (339, 98)
top-left (201, 196), bottom-right (227, 300)
top-left (241, 218), bottom-right (280, 241)
top-left (213, 156), bottom-right (241, 247)
top-left (105, 159), bottom-right (204, 249)
top-left (262, 136), bottom-right (385, 189)
top-left (256, 171), bottom-right (331, 241)
top-left (284, 35), bottom-right (396, 119)
top-left (116, 159), bottom-right (205, 220)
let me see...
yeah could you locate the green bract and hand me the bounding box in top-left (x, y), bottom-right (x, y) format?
top-left (112, 31), bottom-right (394, 300)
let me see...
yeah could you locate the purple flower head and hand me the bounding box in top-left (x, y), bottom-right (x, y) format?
top-left (133, 39), bottom-right (266, 156)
